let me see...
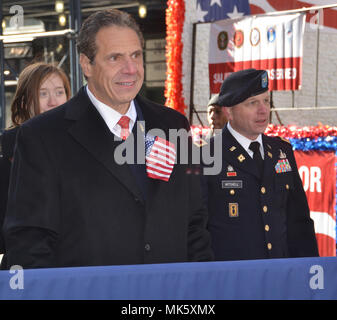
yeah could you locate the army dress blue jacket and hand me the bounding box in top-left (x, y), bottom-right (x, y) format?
top-left (202, 126), bottom-right (319, 261)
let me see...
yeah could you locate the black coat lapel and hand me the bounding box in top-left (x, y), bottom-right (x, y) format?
top-left (134, 95), bottom-right (177, 208)
top-left (134, 95), bottom-right (167, 197)
top-left (262, 135), bottom-right (281, 179)
top-left (221, 127), bottom-right (260, 179)
top-left (135, 95), bottom-right (169, 135)
top-left (65, 88), bottom-right (143, 201)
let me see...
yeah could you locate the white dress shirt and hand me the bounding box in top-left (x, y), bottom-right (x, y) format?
top-left (86, 86), bottom-right (137, 139)
top-left (227, 122), bottom-right (264, 159)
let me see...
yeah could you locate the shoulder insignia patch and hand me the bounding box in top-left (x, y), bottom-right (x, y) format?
top-left (279, 137), bottom-right (291, 144)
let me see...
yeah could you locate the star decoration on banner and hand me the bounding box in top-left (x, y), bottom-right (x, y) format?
top-left (196, 1), bottom-right (208, 22)
top-left (210, 0), bottom-right (222, 7)
top-left (227, 4), bottom-right (245, 19)
top-left (196, 0), bottom-right (250, 22)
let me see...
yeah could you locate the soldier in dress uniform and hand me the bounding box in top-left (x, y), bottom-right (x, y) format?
top-left (202, 68), bottom-right (319, 261)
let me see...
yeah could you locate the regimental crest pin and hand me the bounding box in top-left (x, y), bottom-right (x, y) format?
top-left (279, 149), bottom-right (287, 159)
top-left (226, 165), bottom-right (237, 177)
top-left (229, 203), bottom-right (239, 218)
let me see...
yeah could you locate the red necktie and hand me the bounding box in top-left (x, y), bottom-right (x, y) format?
top-left (117, 116), bottom-right (130, 140)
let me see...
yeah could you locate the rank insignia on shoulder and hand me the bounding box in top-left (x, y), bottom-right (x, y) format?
top-left (279, 137), bottom-right (291, 144)
top-left (226, 165), bottom-right (237, 177)
top-left (229, 203), bottom-right (239, 218)
top-left (275, 159), bottom-right (292, 173)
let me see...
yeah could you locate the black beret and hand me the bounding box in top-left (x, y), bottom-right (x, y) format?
top-left (207, 94), bottom-right (220, 107)
top-left (217, 69), bottom-right (269, 107)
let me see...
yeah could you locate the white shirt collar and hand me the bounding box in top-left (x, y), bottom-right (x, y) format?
top-left (86, 86), bottom-right (137, 138)
top-left (227, 122), bottom-right (264, 159)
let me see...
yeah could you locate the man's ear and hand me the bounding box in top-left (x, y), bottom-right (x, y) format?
top-left (80, 53), bottom-right (92, 79)
top-left (223, 107), bottom-right (232, 120)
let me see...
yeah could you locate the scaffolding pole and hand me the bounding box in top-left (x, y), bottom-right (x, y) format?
top-left (0, 3), bottom-right (5, 131)
top-left (69, 0), bottom-right (83, 96)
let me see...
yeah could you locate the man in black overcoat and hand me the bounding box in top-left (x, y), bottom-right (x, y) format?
top-left (202, 69), bottom-right (318, 261)
top-left (2, 9), bottom-right (213, 269)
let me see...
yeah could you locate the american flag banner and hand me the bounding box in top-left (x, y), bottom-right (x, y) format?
top-left (145, 135), bottom-right (176, 182)
top-left (196, 0), bottom-right (250, 22)
top-left (208, 12), bottom-right (306, 93)
top-left (250, 0), bottom-right (337, 31)
top-left (195, 1), bottom-right (337, 28)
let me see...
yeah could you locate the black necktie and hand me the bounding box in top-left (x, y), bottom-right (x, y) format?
top-left (249, 141), bottom-right (264, 176)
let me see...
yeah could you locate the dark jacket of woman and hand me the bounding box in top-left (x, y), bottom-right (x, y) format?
top-left (0, 126), bottom-right (19, 253)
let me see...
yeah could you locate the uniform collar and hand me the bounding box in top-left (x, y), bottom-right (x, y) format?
top-left (227, 122), bottom-right (264, 159)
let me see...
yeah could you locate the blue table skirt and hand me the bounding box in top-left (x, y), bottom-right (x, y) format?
top-left (0, 257), bottom-right (336, 300)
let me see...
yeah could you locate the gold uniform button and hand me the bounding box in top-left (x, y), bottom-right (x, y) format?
top-left (230, 189), bottom-right (235, 195)
top-left (263, 206), bottom-right (268, 213)
top-left (285, 184), bottom-right (289, 190)
top-left (265, 225), bottom-right (270, 232)
top-left (267, 243), bottom-right (272, 250)
top-left (261, 187), bottom-right (266, 194)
